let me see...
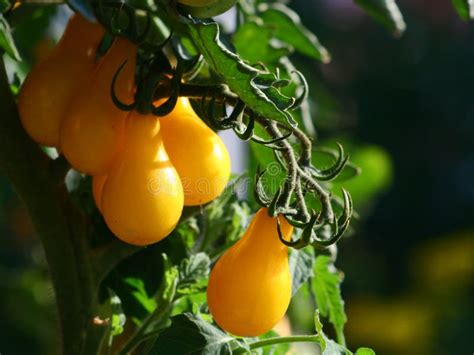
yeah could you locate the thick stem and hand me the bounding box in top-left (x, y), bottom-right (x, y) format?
top-left (0, 56), bottom-right (97, 354)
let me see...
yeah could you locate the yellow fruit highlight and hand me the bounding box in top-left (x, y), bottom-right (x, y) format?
top-left (18, 14), bottom-right (104, 147)
top-left (92, 175), bottom-right (107, 212)
top-left (60, 37), bottom-right (136, 175)
top-left (207, 208), bottom-right (293, 336)
top-left (160, 98), bottom-right (231, 206)
top-left (101, 112), bottom-right (184, 246)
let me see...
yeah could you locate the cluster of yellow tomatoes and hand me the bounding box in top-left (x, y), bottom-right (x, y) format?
top-left (18, 14), bottom-right (231, 246)
top-left (18, 14), bottom-right (294, 337)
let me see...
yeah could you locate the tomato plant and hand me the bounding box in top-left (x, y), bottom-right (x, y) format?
top-left (2, 0), bottom-right (470, 354)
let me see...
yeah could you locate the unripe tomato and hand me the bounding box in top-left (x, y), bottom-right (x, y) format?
top-left (59, 37), bottom-right (137, 175)
top-left (18, 14), bottom-right (104, 147)
top-left (101, 112), bottom-right (184, 246)
top-left (207, 208), bottom-right (293, 336)
top-left (160, 98), bottom-right (231, 206)
top-left (92, 175), bottom-right (107, 212)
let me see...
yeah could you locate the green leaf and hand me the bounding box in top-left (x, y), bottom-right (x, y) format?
top-left (258, 3), bottom-right (330, 63)
top-left (289, 248), bottom-right (315, 296)
top-left (0, 0), bottom-right (10, 14)
top-left (356, 348), bottom-right (376, 355)
top-left (107, 289), bottom-right (126, 346)
top-left (150, 313), bottom-right (236, 354)
top-left (354, 0), bottom-right (406, 37)
top-left (157, 254), bottom-right (179, 305)
top-left (312, 256), bottom-right (347, 345)
top-left (233, 21), bottom-right (291, 66)
top-left (0, 15), bottom-right (20, 60)
top-left (124, 277), bottom-right (157, 314)
top-left (172, 292), bottom-right (207, 317)
top-left (187, 20), bottom-right (297, 127)
top-left (175, 217), bottom-right (200, 250)
top-left (452, 0), bottom-right (474, 20)
top-left (178, 253), bottom-right (210, 295)
top-left (314, 310), bottom-right (350, 355)
top-left (179, 253), bottom-right (210, 283)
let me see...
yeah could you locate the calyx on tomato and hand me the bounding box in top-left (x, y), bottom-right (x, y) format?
top-left (207, 208), bottom-right (293, 336)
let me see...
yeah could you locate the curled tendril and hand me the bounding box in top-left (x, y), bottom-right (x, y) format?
top-left (251, 131), bottom-right (292, 146)
top-left (289, 70), bottom-right (309, 111)
top-left (233, 112), bottom-right (255, 141)
top-left (312, 189), bottom-right (353, 249)
top-left (111, 60), bottom-right (137, 112)
top-left (151, 59), bottom-right (183, 116)
top-left (108, 23), bottom-right (354, 250)
top-left (310, 143), bottom-right (349, 181)
top-left (135, 12), bottom-right (152, 44)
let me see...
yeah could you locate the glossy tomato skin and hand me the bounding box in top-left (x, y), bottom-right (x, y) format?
top-left (59, 37), bottom-right (136, 176)
top-left (101, 112), bottom-right (184, 246)
top-left (160, 98), bottom-right (231, 206)
top-left (207, 208), bottom-right (293, 336)
top-left (18, 14), bottom-right (104, 147)
top-left (92, 175), bottom-right (107, 212)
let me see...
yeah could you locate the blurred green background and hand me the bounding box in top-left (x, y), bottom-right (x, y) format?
top-left (1, 0), bottom-right (473, 354)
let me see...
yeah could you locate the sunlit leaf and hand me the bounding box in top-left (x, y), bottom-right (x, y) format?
top-left (0, 15), bottom-right (20, 61)
top-left (452, 0), bottom-right (474, 20)
top-left (124, 277), bottom-right (157, 314)
top-left (233, 21), bottom-right (291, 66)
top-left (356, 348), bottom-right (376, 355)
top-left (187, 20), bottom-right (297, 127)
top-left (157, 254), bottom-right (179, 305)
top-left (258, 3), bottom-right (330, 63)
top-left (314, 310), bottom-right (349, 355)
top-left (107, 289), bottom-right (126, 346)
top-left (354, 0), bottom-right (406, 37)
top-left (312, 256), bottom-right (347, 345)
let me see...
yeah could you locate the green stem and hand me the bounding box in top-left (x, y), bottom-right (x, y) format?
top-left (234, 335), bottom-right (320, 354)
top-left (118, 302), bottom-right (171, 354)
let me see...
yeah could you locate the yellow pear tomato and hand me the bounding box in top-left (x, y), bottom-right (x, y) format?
top-left (101, 111), bottom-right (184, 246)
top-left (160, 98), bottom-right (231, 206)
top-left (59, 37), bottom-right (136, 175)
top-left (207, 208), bottom-right (293, 336)
top-left (18, 14), bottom-right (104, 147)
